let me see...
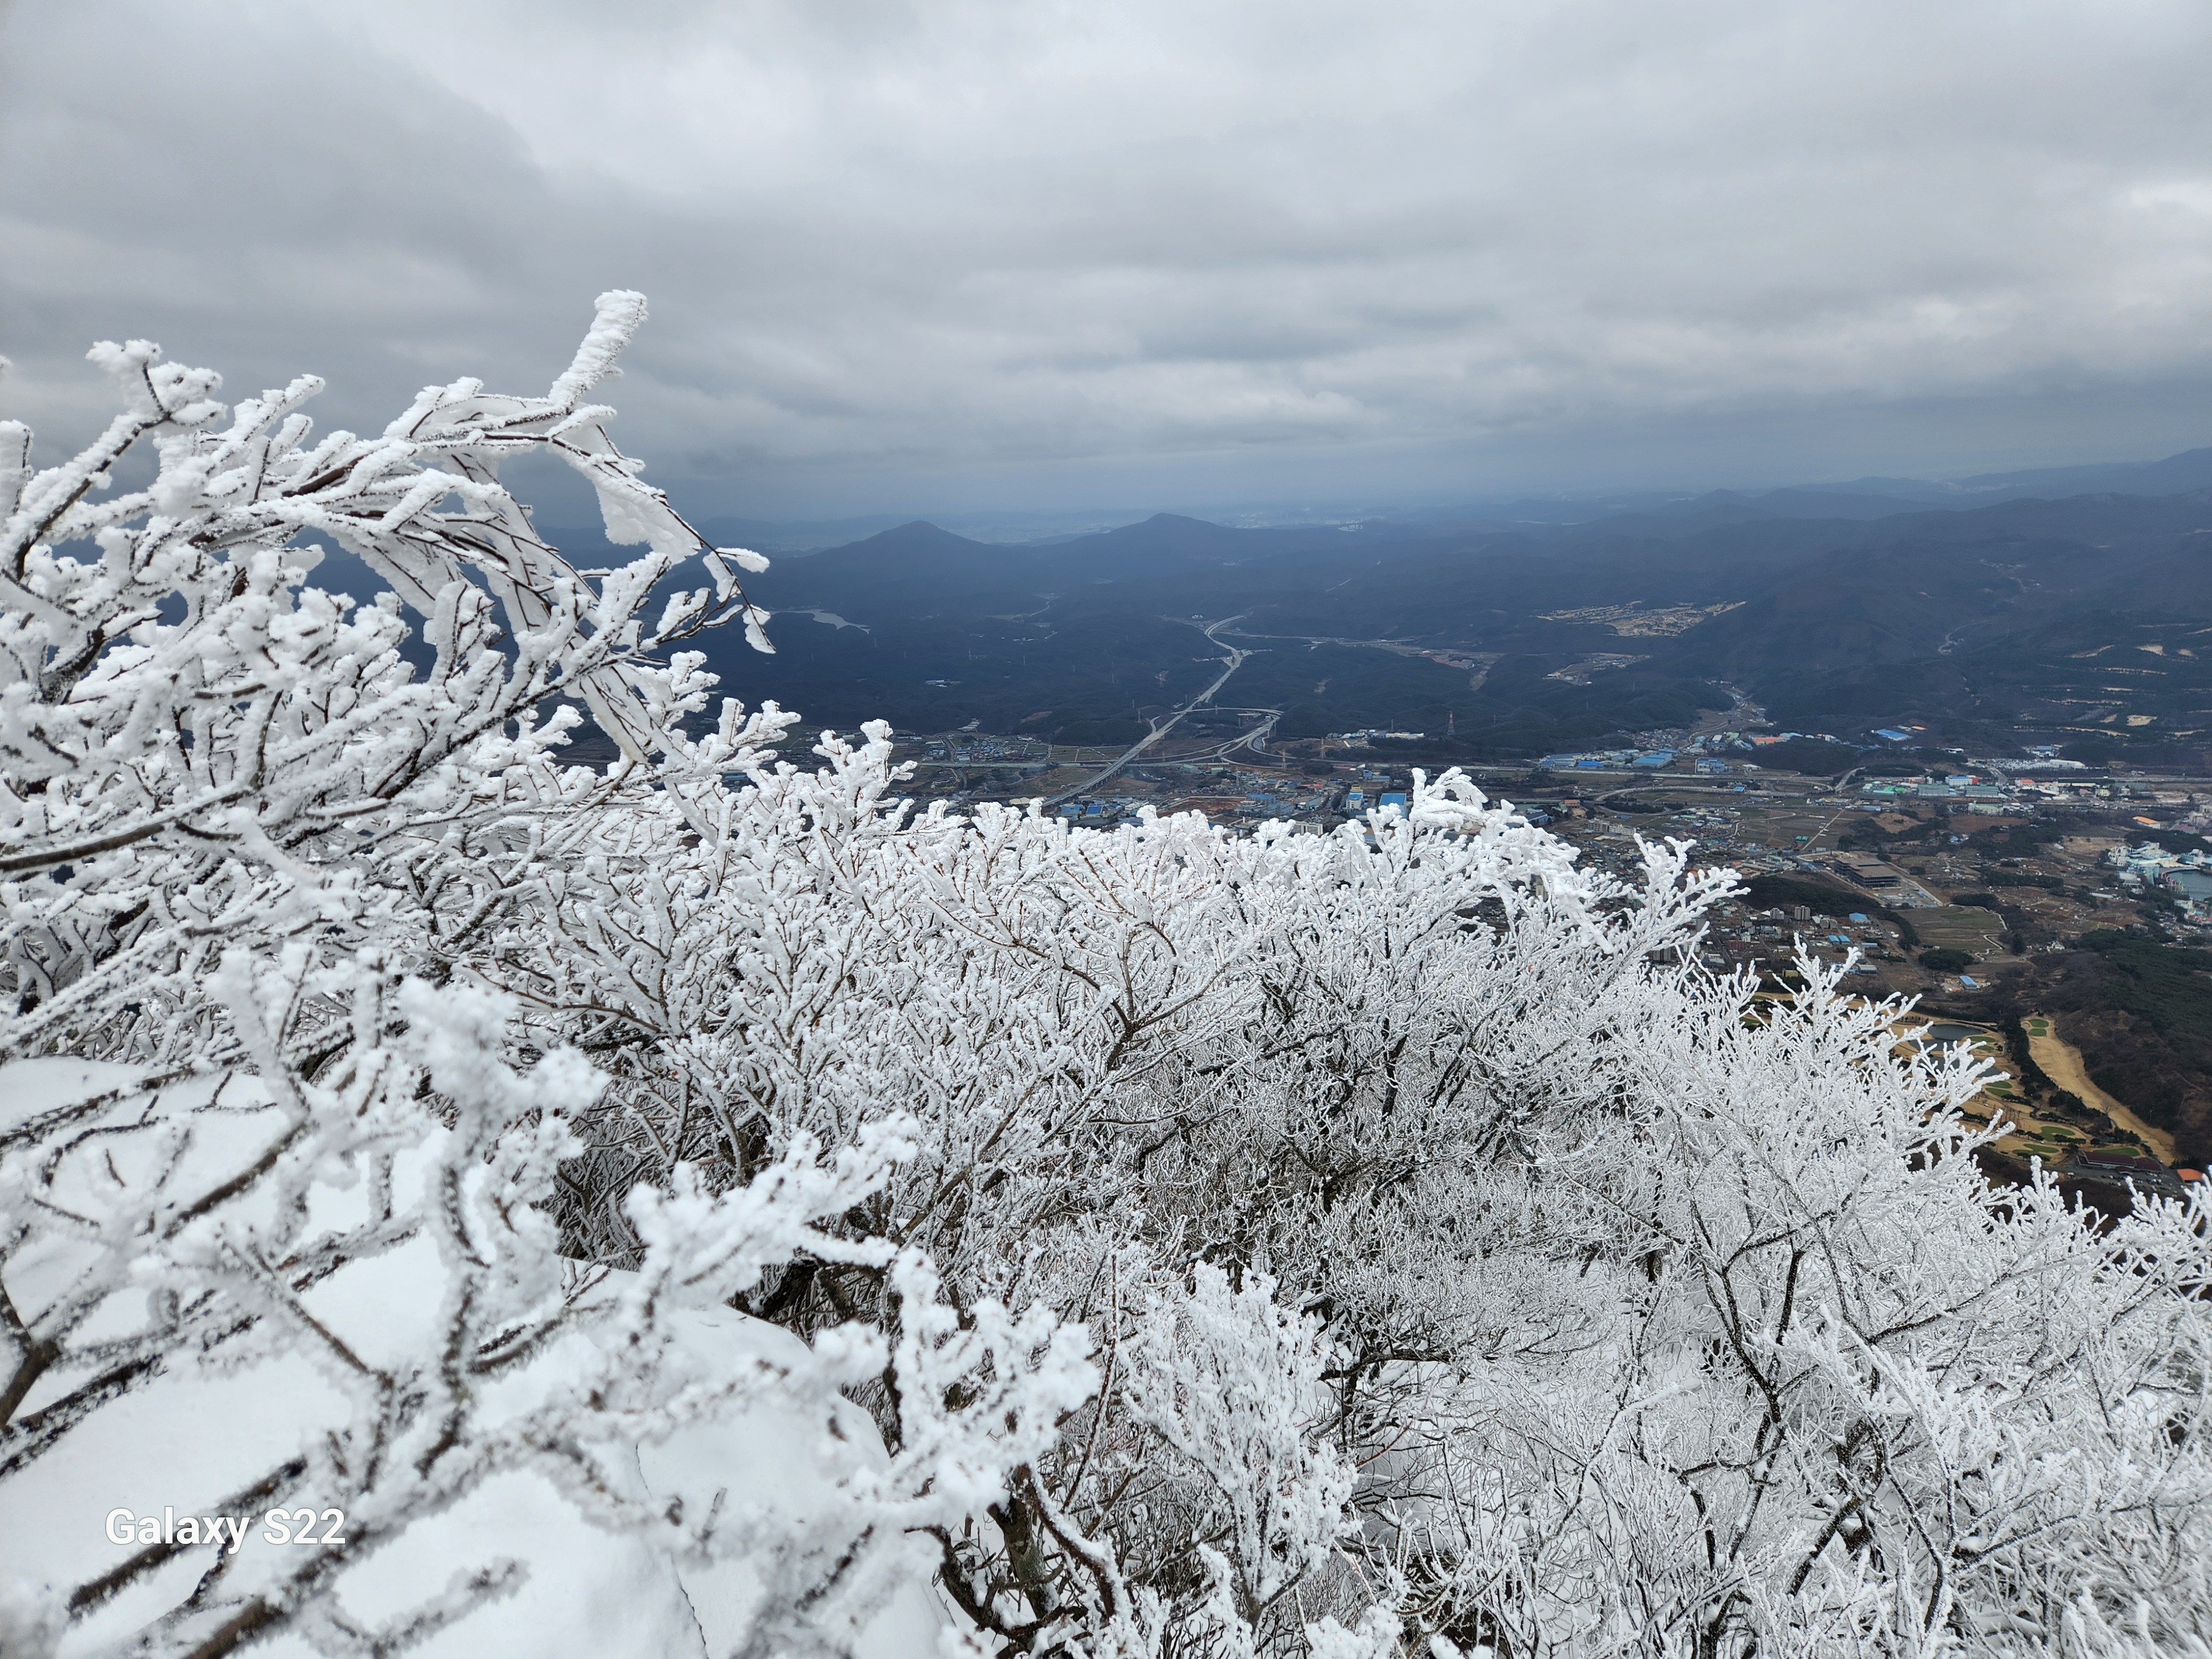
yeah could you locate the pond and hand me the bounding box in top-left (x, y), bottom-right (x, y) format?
top-left (1907, 1021), bottom-right (1988, 1048)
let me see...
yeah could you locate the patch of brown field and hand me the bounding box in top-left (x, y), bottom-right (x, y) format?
top-left (2028, 1017), bottom-right (2177, 1164)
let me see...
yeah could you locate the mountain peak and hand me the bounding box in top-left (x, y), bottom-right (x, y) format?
top-left (848, 519), bottom-right (991, 552)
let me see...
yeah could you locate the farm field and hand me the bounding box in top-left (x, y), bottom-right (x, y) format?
top-left (1913, 905), bottom-right (2008, 957)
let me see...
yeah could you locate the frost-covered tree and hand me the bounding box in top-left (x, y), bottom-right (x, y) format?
top-left (0, 299), bottom-right (1088, 1659)
top-left (4, 296), bottom-right (2211, 1659)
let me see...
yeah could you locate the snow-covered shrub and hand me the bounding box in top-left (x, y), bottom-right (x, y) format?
top-left (4, 296), bottom-right (2211, 1659)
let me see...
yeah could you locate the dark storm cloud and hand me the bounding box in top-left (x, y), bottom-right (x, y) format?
top-left (3, 1), bottom-right (2210, 514)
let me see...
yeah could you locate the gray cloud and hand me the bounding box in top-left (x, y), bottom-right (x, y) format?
top-left (3, 0), bottom-right (2209, 516)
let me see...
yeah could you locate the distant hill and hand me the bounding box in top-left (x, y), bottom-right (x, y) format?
top-left (1805, 447), bottom-right (2212, 507)
top-left (751, 520), bottom-right (1045, 609)
top-left (1942, 447), bottom-right (2212, 500)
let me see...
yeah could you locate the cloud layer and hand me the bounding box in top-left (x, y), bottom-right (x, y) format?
top-left (4, 0), bottom-right (2209, 513)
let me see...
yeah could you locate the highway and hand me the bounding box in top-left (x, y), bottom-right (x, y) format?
top-left (1043, 617), bottom-right (1255, 807)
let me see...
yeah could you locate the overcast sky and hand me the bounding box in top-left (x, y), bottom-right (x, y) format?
top-left (3, 0), bottom-right (2210, 518)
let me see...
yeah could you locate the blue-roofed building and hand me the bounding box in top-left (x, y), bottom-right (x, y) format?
top-left (1873, 729), bottom-right (1912, 743)
top-left (1849, 912), bottom-right (1869, 923)
top-left (1379, 792), bottom-right (1409, 811)
top-left (1632, 751), bottom-right (1675, 768)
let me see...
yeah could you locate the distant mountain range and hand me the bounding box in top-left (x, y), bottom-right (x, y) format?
top-left (343, 445), bottom-right (2212, 762)
top-left (1832, 445), bottom-right (2212, 504)
top-left (641, 446), bottom-right (2212, 553)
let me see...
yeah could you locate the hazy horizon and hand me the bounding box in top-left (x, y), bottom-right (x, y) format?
top-left (523, 435), bottom-right (2212, 553)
